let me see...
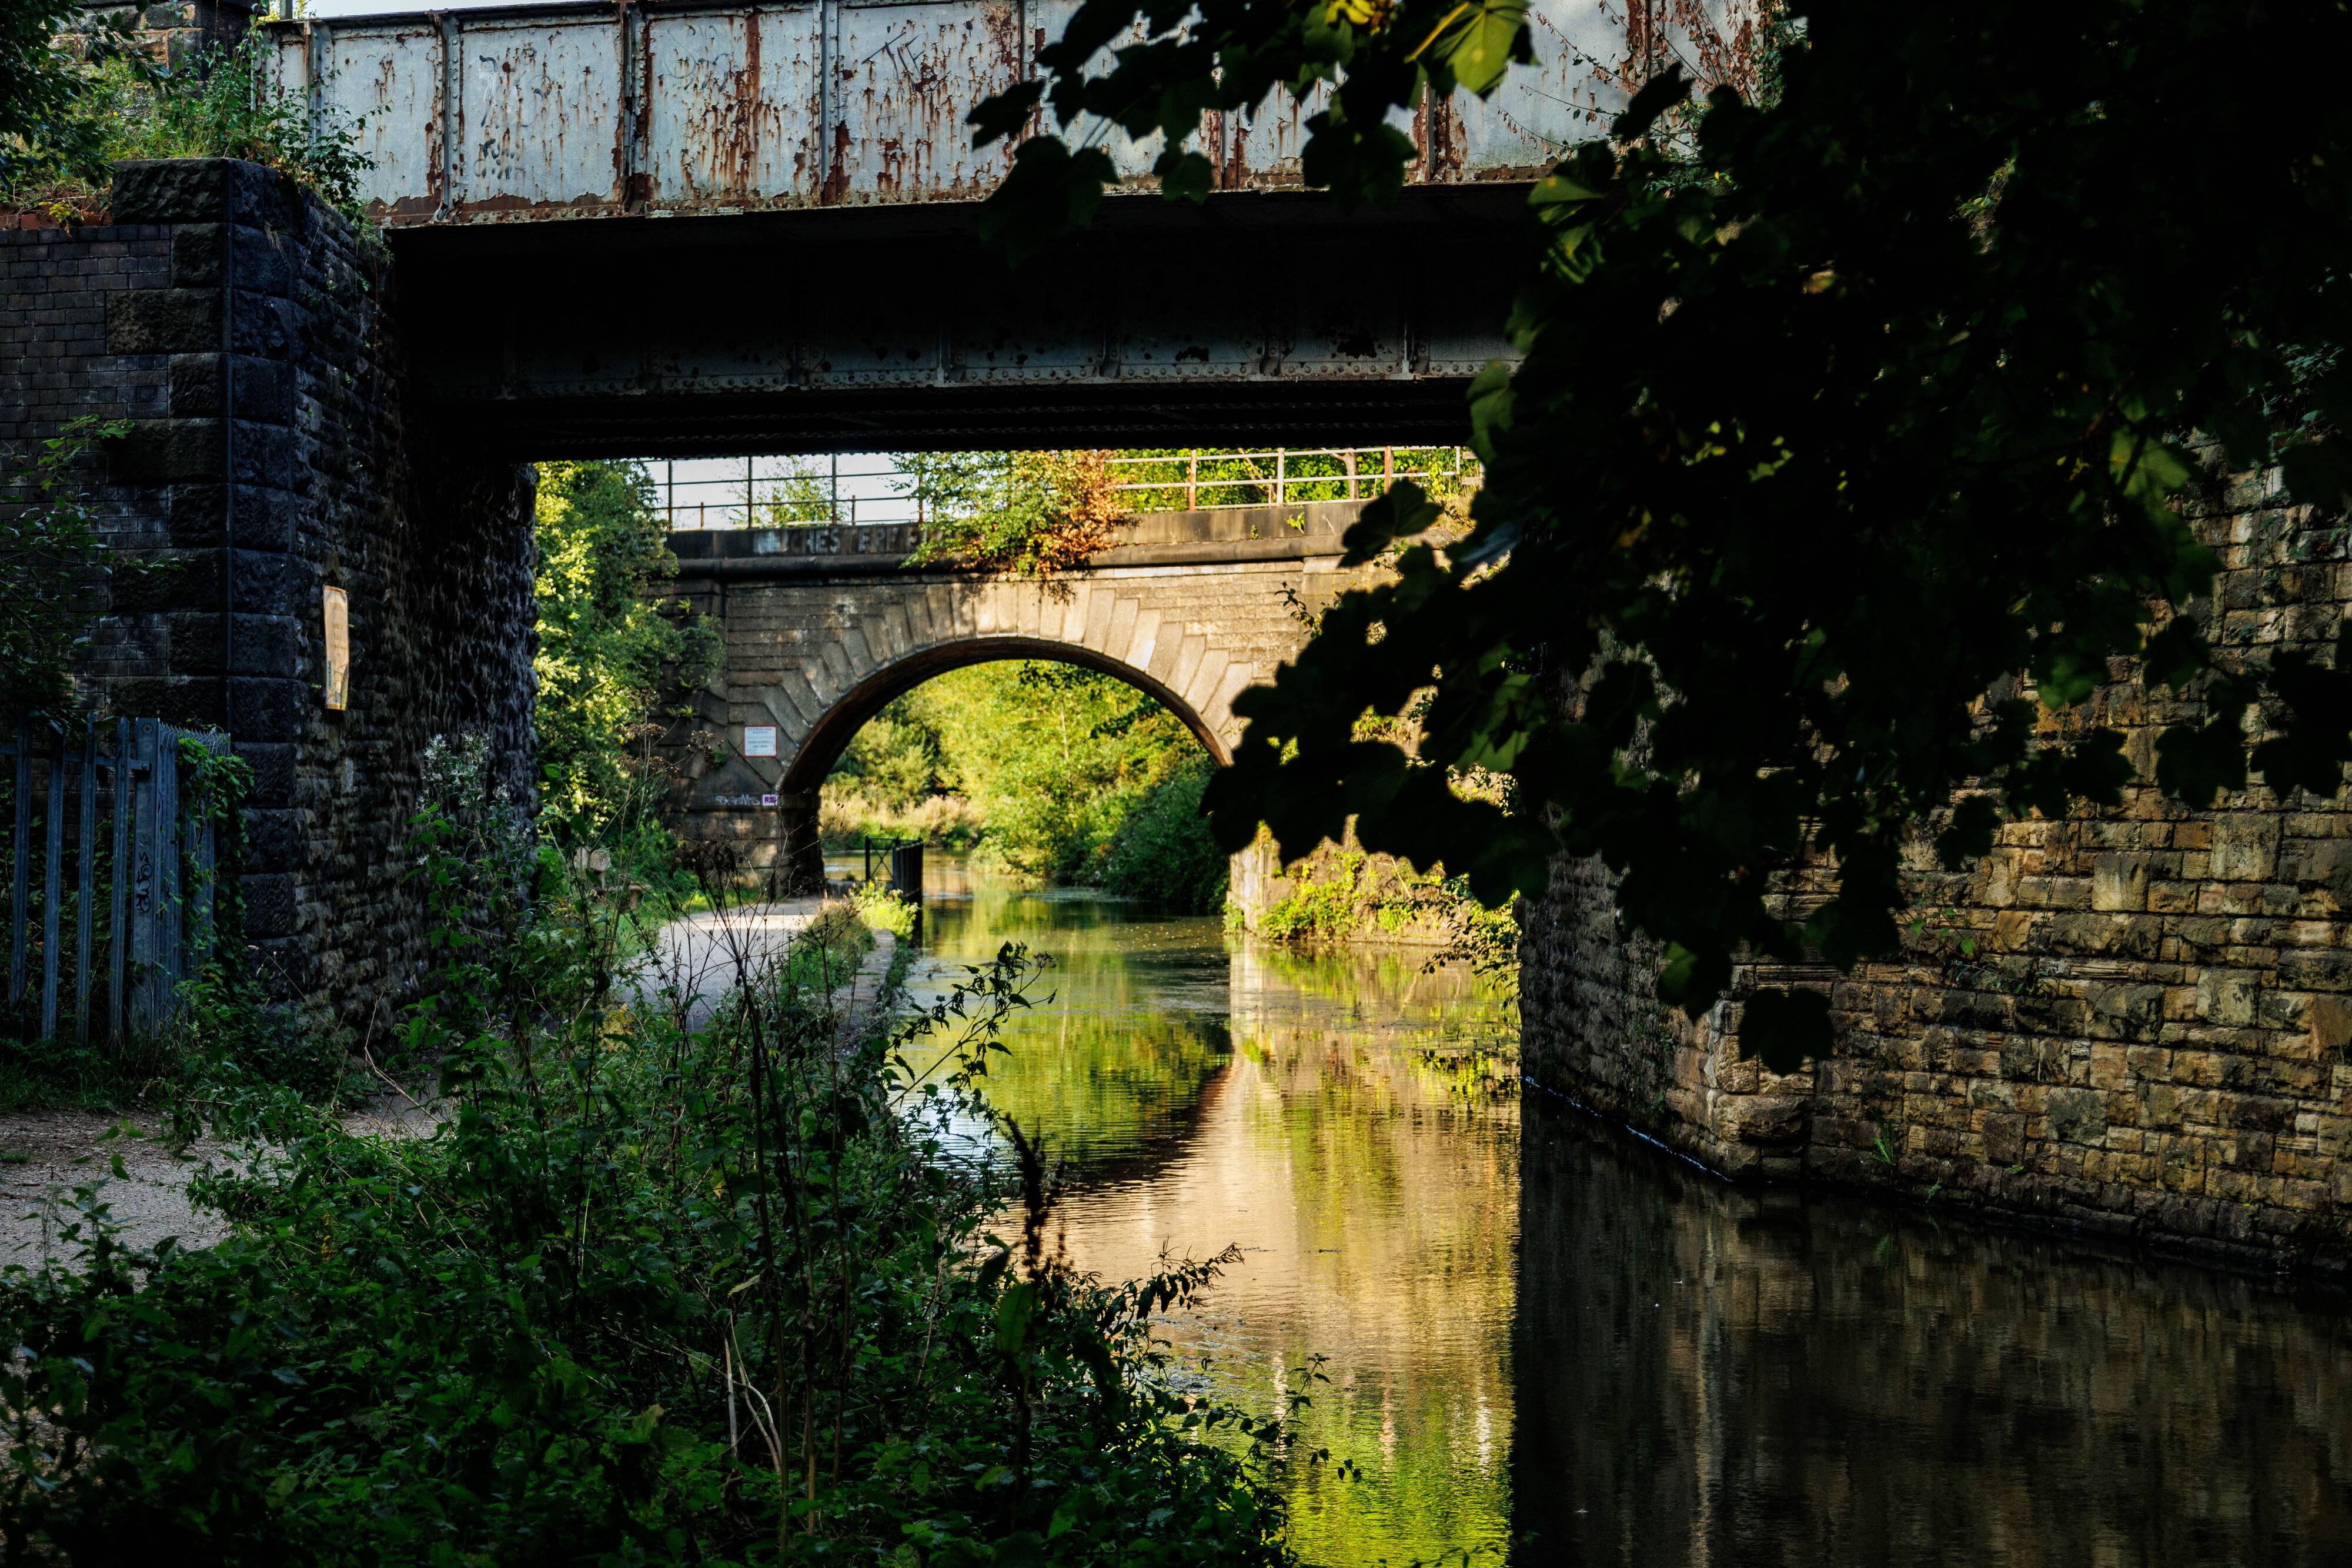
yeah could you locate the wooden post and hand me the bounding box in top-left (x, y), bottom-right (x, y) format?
top-left (75, 721), bottom-right (96, 1042)
top-left (1384, 446), bottom-right (1394, 484)
top-left (1275, 449), bottom-right (1286, 507)
top-left (1345, 449), bottom-right (1358, 500)
top-left (109, 718), bottom-right (129, 1043)
top-left (155, 724), bottom-right (182, 1022)
top-left (41, 734), bottom-right (64, 1041)
top-left (130, 719), bottom-right (159, 1034)
top-left (1187, 450), bottom-right (1198, 510)
top-left (9, 721), bottom-right (26, 1007)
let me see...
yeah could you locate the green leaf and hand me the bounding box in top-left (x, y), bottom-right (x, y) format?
top-left (976, 140), bottom-right (1120, 267)
top-left (1432, 0), bottom-right (1531, 96)
top-left (1339, 481), bottom-right (1439, 567)
top-left (1740, 988), bottom-right (1830, 1076)
top-left (1155, 146), bottom-right (1214, 203)
top-left (2140, 616), bottom-right (2210, 691)
top-left (967, 80), bottom-right (1045, 148)
top-left (994, 1280), bottom-right (1037, 1358)
top-left (1611, 66), bottom-right (1690, 142)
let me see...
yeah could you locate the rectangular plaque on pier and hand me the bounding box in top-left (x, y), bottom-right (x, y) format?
top-left (322, 587), bottom-right (350, 711)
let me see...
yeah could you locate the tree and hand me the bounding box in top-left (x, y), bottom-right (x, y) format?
top-left (533, 462), bottom-right (717, 851)
top-left (975, 0), bottom-right (2352, 1064)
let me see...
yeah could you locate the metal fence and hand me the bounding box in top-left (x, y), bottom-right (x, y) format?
top-left (654, 447), bottom-right (1480, 531)
top-left (1102, 447), bottom-right (1476, 511)
top-left (3, 718), bottom-right (228, 1046)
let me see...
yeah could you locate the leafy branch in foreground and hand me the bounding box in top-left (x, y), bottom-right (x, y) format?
top-left (976, 0), bottom-right (2352, 1066)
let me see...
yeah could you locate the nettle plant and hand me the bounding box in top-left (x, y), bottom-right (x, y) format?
top-left (974, 0), bottom-right (2352, 1066)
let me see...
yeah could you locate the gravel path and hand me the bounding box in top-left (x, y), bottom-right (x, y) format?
top-left (0, 1110), bottom-right (229, 1267)
top-left (1, 905), bottom-right (904, 1272)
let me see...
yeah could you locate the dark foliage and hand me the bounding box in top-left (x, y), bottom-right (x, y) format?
top-left (977, 0), bottom-right (2352, 1065)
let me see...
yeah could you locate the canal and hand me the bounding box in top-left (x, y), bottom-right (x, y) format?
top-left (902, 864), bottom-right (2352, 1566)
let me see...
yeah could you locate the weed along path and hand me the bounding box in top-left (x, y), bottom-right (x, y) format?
top-left (644, 896), bottom-right (903, 1035)
top-left (0, 901), bottom-right (902, 1272)
top-left (907, 859), bottom-right (2352, 1568)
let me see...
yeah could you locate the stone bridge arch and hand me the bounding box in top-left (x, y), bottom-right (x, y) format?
top-left (663, 502), bottom-right (1383, 890)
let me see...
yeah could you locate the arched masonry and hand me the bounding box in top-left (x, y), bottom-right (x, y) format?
top-left (662, 501), bottom-right (1382, 890)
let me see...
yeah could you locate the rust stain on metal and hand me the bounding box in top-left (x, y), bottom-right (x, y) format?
top-left (270, 2), bottom-right (1721, 226)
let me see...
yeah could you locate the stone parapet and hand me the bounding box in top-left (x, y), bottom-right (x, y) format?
top-left (1521, 493), bottom-right (2352, 1273)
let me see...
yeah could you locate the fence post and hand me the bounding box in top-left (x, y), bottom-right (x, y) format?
top-left (75, 720), bottom-right (96, 1042)
top-left (1275, 449), bottom-right (1285, 507)
top-left (129, 718), bottom-right (159, 1034)
top-left (41, 733), bottom-right (65, 1041)
top-left (9, 721), bottom-right (26, 1007)
top-left (1188, 450), bottom-right (1198, 510)
top-left (109, 717), bottom-right (129, 1042)
top-left (156, 727), bottom-right (182, 1013)
top-left (189, 743), bottom-right (216, 979)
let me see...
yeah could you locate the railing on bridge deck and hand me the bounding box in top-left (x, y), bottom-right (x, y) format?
top-left (654, 447), bottom-right (1478, 531)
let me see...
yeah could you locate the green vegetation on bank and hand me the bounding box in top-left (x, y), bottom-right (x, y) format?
top-left (0, 747), bottom-right (1299, 1563)
top-left (534, 460), bottom-right (720, 890)
top-left (824, 663), bottom-right (1228, 914)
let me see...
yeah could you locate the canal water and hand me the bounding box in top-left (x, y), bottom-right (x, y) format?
top-left (901, 864), bottom-right (2352, 1567)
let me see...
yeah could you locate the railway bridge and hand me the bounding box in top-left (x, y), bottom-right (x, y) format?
top-left (8, 0), bottom-right (1763, 1016)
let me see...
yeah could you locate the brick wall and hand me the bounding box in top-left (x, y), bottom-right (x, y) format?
top-left (1, 160), bottom-right (537, 1032)
top-left (1521, 486), bottom-right (2352, 1272)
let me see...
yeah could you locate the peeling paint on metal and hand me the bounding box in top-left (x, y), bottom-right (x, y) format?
top-left (263, 0), bottom-right (1766, 226)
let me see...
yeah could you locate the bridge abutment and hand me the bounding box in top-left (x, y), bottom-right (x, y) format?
top-left (3, 161), bottom-right (537, 1029)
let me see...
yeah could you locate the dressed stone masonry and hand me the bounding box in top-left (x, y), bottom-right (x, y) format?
top-left (662, 500), bottom-right (1382, 891)
top-left (1522, 485), bottom-right (2352, 1273)
top-left (0, 160), bottom-right (537, 1029)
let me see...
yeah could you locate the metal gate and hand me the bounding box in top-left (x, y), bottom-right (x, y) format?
top-left (2, 718), bottom-right (229, 1045)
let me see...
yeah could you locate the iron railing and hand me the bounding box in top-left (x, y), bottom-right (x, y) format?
top-left (654, 447), bottom-right (1479, 531)
top-left (3, 717), bottom-right (228, 1045)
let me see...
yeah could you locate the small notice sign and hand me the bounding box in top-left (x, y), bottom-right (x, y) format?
top-left (322, 586), bottom-right (350, 711)
top-left (761, 793), bottom-right (779, 807)
top-left (743, 724), bottom-right (779, 758)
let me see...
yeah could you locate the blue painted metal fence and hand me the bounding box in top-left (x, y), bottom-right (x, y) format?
top-left (2, 718), bottom-right (228, 1045)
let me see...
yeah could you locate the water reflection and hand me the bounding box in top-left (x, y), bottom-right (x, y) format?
top-left (1514, 1106), bottom-right (2352, 1566)
top-left (908, 864), bottom-right (2352, 1567)
top-left (914, 867), bottom-right (1521, 1567)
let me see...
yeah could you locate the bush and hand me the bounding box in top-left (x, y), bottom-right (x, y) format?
top-left (0, 783), bottom-right (1299, 1563)
top-left (1101, 755), bottom-right (1229, 913)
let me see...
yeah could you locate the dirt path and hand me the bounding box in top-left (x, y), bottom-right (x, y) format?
top-left (0, 1111), bottom-right (228, 1266)
top-left (2, 906), bottom-right (906, 1271)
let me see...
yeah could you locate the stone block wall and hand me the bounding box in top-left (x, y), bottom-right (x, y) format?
top-left (0, 159), bottom-right (537, 1031)
top-left (1521, 486), bottom-right (2352, 1272)
top-left (663, 524), bottom-right (1374, 890)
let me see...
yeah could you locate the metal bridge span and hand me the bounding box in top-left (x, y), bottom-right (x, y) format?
top-left (262, 1), bottom-right (1764, 457)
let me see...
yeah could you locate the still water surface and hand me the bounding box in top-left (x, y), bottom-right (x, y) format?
top-left (901, 864), bottom-right (2352, 1566)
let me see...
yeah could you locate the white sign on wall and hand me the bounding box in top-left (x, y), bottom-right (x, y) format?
top-left (743, 725), bottom-right (779, 758)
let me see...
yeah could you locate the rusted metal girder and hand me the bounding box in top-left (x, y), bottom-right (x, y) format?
top-left (284, 1), bottom-right (1768, 456)
top-left (263, 0), bottom-right (1766, 225)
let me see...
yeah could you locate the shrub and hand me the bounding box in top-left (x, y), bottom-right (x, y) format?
top-left (1101, 755), bottom-right (1229, 913)
top-left (0, 784), bottom-right (1299, 1563)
